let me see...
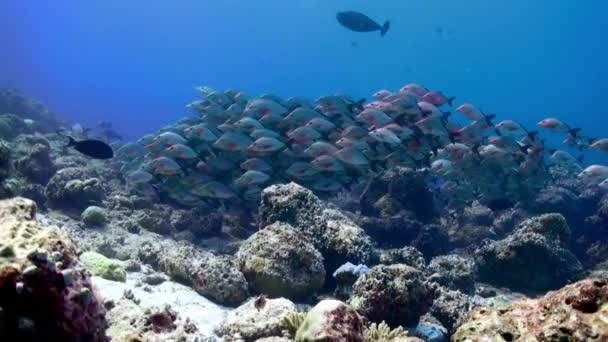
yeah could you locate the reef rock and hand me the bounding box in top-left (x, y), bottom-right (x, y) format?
top-left (356, 215), bottom-right (423, 248)
top-left (428, 287), bottom-right (474, 334)
top-left (295, 299), bottom-right (364, 342)
top-left (0, 139), bottom-right (11, 181)
top-left (80, 251), bottom-right (126, 282)
top-left (360, 166), bottom-right (435, 222)
top-left (132, 206), bottom-right (173, 235)
top-left (236, 222), bottom-right (325, 300)
top-left (45, 167), bottom-right (104, 212)
top-left (528, 185), bottom-right (580, 220)
top-left (81, 206), bottom-right (108, 227)
top-left (14, 142), bottom-right (56, 184)
top-left (453, 278), bottom-right (608, 341)
top-left (217, 296), bottom-right (296, 342)
top-left (170, 206), bottom-right (222, 238)
top-left (425, 254), bottom-right (476, 295)
top-left (380, 246), bottom-right (427, 269)
top-left (350, 264), bottom-right (432, 327)
top-left (0, 197), bottom-right (108, 341)
top-left (475, 213), bottom-right (584, 292)
top-left (259, 183), bottom-right (374, 276)
top-left (143, 240), bottom-right (248, 306)
top-left (0, 113), bottom-right (27, 140)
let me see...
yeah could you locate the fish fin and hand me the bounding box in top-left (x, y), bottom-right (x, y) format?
top-left (569, 128), bottom-right (581, 137)
top-left (484, 113), bottom-right (496, 126)
top-left (471, 143), bottom-right (481, 156)
top-left (527, 130), bottom-right (539, 139)
top-left (66, 136), bottom-right (76, 147)
top-left (380, 21), bottom-right (390, 36)
top-left (588, 137), bottom-right (596, 144)
top-left (447, 97), bottom-right (455, 107)
top-left (348, 98), bottom-right (366, 113)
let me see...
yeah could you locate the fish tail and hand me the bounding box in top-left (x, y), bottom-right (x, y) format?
top-left (380, 21), bottom-right (390, 36)
top-left (569, 127), bottom-right (581, 137)
top-left (66, 136), bottom-right (76, 147)
top-left (447, 96), bottom-right (455, 107)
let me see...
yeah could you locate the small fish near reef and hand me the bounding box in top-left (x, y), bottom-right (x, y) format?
top-left (336, 11), bottom-right (390, 37)
top-left (67, 136), bottom-right (114, 159)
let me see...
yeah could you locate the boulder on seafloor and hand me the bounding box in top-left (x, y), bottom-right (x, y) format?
top-left (295, 299), bottom-right (364, 342)
top-left (80, 251), bottom-right (126, 282)
top-left (428, 287), bottom-right (474, 335)
top-left (170, 206), bottom-right (223, 238)
top-left (349, 264), bottom-right (432, 327)
top-left (475, 213), bottom-right (584, 292)
top-left (81, 206), bottom-right (108, 227)
top-left (379, 246), bottom-right (426, 270)
top-left (0, 138), bottom-right (11, 181)
top-left (132, 206), bottom-right (173, 235)
top-left (355, 215), bottom-right (422, 248)
top-left (0, 197), bottom-right (108, 341)
top-left (527, 185), bottom-right (580, 220)
top-left (45, 167), bottom-right (105, 212)
top-left (236, 222), bottom-right (326, 300)
top-left (360, 166), bottom-right (435, 222)
top-left (139, 240), bottom-right (249, 306)
top-left (425, 254), bottom-right (476, 295)
top-left (217, 296), bottom-right (296, 342)
top-left (259, 183), bottom-right (375, 277)
top-left (14, 142), bottom-right (56, 185)
top-left (0, 113), bottom-right (27, 140)
top-left (453, 278), bottom-right (608, 341)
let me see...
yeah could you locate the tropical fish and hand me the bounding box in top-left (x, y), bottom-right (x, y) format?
top-left (235, 170), bottom-right (271, 187)
top-left (336, 11), bottom-right (390, 36)
top-left (66, 137), bottom-right (114, 159)
top-left (193, 181), bottom-right (236, 199)
top-left (165, 144), bottom-right (198, 159)
top-left (213, 132), bottom-right (252, 152)
top-left (248, 137), bottom-right (285, 153)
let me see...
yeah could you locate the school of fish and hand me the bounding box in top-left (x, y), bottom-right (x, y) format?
top-left (114, 84), bottom-right (608, 208)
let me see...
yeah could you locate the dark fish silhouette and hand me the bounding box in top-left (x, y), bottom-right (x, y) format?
top-left (67, 136), bottom-right (114, 159)
top-left (336, 11), bottom-right (390, 36)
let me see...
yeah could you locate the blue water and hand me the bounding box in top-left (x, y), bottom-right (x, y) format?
top-left (1, 1), bottom-right (607, 161)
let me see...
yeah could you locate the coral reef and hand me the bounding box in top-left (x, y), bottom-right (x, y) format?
top-left (453, 278), bottom-right (608, 341)
top-left (13, 141), bottom-right (56, 185)
top-left (475, 213), bottom-right (584, 292)
top-left (170, 206), bottom-right (223, 238)
top-left (425, 254), bottom-right (476, 294)
top-left (237, 222), bottom-right (326, 300)
top-left (81, 206), bottom-right (108, 227)
top-left (0, 197), bottom-right (108, 341)
top-left (295, 299), bottom-right (364, 342)
top-left (80, 251), bottom-right (126, 282)
top-left (350, 264), bottom-right (432, 327)
top-left (379, 246), bottom-right (426, 269)
top-left (143, 240), bottom-right (249, 306)
top-left (360, 167), bottom-right (435, 222)
top-left (45, 167), bottom-right (105, 212)
top-left (217, 296), bottom-right (296, 342)
top-left (260, 183), bottom-right (375, 277)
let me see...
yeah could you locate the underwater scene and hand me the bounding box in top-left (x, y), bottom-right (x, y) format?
top-left (1, 1), bottom-right (608, 341)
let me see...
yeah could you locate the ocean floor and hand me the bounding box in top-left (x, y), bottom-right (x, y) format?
top-left (0, 89), bottom-right (607, 341)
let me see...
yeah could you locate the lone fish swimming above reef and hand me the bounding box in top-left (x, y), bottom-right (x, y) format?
top-left (336, 11), bottom-right (390, 37)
